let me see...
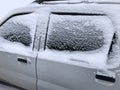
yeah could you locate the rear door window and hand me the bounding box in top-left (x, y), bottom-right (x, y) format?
top-left (46, 14), bottom-right (114, 52)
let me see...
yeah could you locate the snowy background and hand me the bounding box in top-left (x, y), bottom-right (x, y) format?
top-left (0, 0), bottom-right (34, 89)
top-left (0, 0), bottom-right (34, 20)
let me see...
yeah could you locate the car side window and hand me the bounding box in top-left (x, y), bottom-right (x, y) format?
top-left (46, 14), bottom-right (114, 52)
top-left (0, 13), bottom-right (37, 47)
top-left (0, 22), bottom-right (32, 46)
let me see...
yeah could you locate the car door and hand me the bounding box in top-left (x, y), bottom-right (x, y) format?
top-left (0, 13), bottom-right (38, 90)
top-left (37, 11), bottom-right (120, 90)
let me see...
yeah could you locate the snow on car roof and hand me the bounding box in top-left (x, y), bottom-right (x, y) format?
top-left (40, 0), bottom-right (120, 4)
top-left (36, 0), bottom-right (120, 2)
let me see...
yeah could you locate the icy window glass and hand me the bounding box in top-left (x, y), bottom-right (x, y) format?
top-left (46, 14), bottom-right (114, 51)
top-left (0, 22), bottom-right (32, 46)
top-left (0, 14), bottom-right (37, 46)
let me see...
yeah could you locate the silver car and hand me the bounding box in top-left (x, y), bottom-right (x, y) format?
top-left (0, 0), bottom-right (120, 90)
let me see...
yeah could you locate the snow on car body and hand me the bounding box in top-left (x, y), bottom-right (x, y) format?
top-left (0, 0), bottom-right (120, 90)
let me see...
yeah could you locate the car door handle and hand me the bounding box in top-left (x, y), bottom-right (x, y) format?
top-left (96, 73), bottom-right (116, 83)
top-left (17, 57), bottom-right (31, 64)
top-left (95, 70), bottom-right (116, 83)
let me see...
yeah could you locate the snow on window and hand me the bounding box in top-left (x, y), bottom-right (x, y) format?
top-left (0, 14), bottom-right (37, 47)
top-left (44, 14), bottom-right (114, 69)
top-left (0, 22), bottom-right (32, 46)
top-left (47, 15), bottom-right (112, 51)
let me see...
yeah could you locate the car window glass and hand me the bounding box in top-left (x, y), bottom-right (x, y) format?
top-left (46, 14), bottom-right (114, 52)
top-left (0, 14), bottom-right (37, 47)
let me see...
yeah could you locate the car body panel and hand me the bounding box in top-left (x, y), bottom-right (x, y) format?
top-left (36, 3), bottom-right (120, 90)
top-left (0, 12), bottom-right (39, 89)
top-left (37, 57), bottom-right (120, 90)
top-left (0, 1), bottom-right (120, 90)
top-left (0, 51), bottom-right (37, 90)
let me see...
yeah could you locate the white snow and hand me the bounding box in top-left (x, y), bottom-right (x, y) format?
top-left (0, 0), bottom-right (34, 20)
top-left (8, 13), bottom-right (38, 43)
top-left (0, 1), bottom-right (119, 89)
top-left (0, 13), bottom-right (38, 56)
top-left (90, 0), bottom-right (120, 3)
top-left (38, 14), bottom-right (114, 69)
top-left (43, 0), bottom-right (120, 4)
top-left (47, 15), bottom-right (110, 51)
top-left (0, 0), bottom-right (120, 70)
top-left (18, 2), bottom-right (119, 70)
top-left (0, 37), bottom-right (36, 56)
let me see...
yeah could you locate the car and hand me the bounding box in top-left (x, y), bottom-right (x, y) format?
top-left (0, 0), bottom-right (120, 90)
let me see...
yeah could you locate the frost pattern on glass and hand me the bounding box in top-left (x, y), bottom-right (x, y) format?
top-left (47, 20), bottom-right (104, 51)
top-left (0, 22), bottom-right (32, 46)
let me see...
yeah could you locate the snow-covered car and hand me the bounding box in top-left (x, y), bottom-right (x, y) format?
top-left (0, 0), bottom-right (120, 90)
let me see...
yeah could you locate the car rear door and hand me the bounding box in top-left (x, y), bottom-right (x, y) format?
top-left (0, 13), bottom-right (38, 90)
top-left (36, 10), bottom-right (120, 90)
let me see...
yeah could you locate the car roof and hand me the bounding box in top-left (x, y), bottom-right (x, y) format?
top-left (35, 0), bottom-right (120, 4)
